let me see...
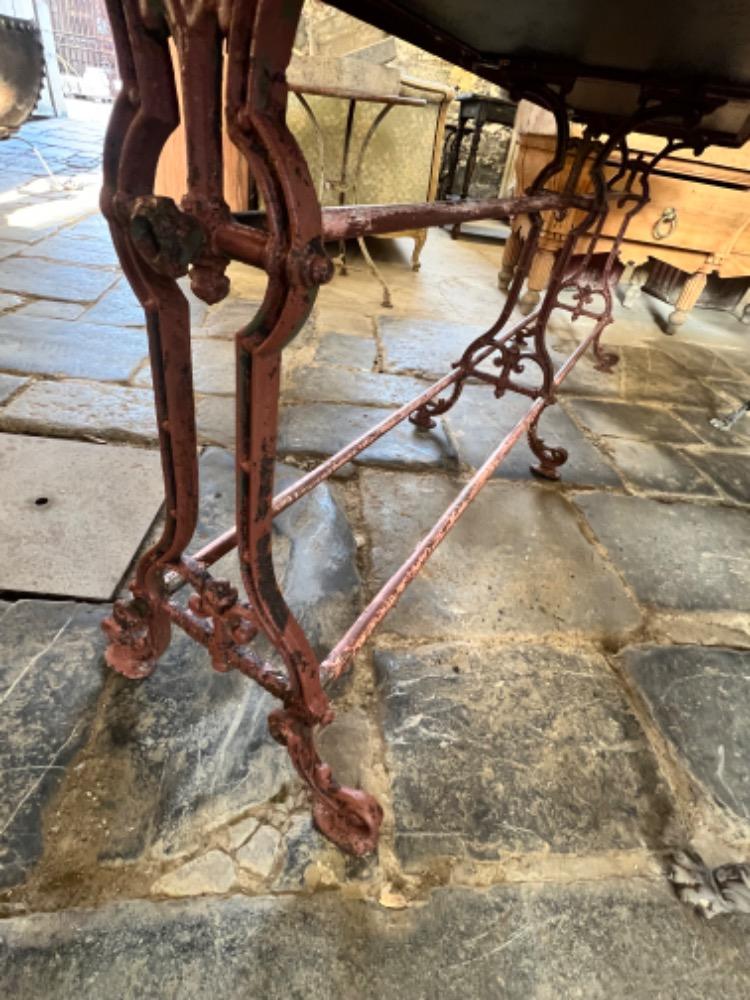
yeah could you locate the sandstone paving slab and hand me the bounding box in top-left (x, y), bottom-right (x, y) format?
top-left (699, 376), bottom-right (750, 410)
top-left (551, 346), bottom-right (624, 399)
top-left (619, 345), bottom-right (720, 409)
top-left (0, 373), bottom-right (27, 405)
top-left (380, 314), bottom-right (623, 399)
top-left (0, 435), bottom-right (164, 600)
top-left (0, 240), bottom-right (20, 260)
top-left (0, 292), bottom-right (24, 312)
top-left (2, 880), bottom-right (749, 1000)
top-left (75, 449), bottom-right (361, 860)
top-left (59, 213), bottom-right (110, 241)
top-left (546, 321), bottom-right (625, 399)
top-left (0, 223), bottom-right (57, 245)
top-left (599, 438), bottom-right (719, 497)
top-left (687, 449), bottom-right (750, 504)
top-left (445, 384), bottom-right (622, 487)
top-left (13, 299), bottom-right (85, 320)
top-left (374, 641), bottom-right (669, 865)
top-left (379, 315), bottom-right (484, 378)
top-left (78, 277), bottom-right (144, 327)
top-left (279, 403), bottom-right (456, 470)
top-left (196, 393), bottom-right (234, 447)
top-left (0, 600), bottom-right (107, 888)
top-left (0, 380), bottom-right (158, 444)
top-left (574, 493), bottom-right (750, 612)
top-left (565, 398), bottom-right (703, 444)
top-left (673, 404), bottom-right (750, 448)
top-left (361, 471), bottom-right (640, 641)
top-left (81, 275), bottom-right (208, 328)
top-left (0, 314), bottom-right (147, 382)
top-left (134, 339), bottom-right (234, 395)
top-left (198, 296), bottom-right (260, 337)
top-left (20, 233), bottom-right (119, 269)
top-left (284, 365), bottom-right (428, 408)
top-left (313, 330), bottom-right (377, 370)
top-left (655, 339), bottom-right (750, 383)
top-left (0, 257), bottom-right (117, 303)
top-left (618, 644), bottom-right (750, 822)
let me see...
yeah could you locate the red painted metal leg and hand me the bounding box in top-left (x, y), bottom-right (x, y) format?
top-left (226, 0), bottom-right (382, 853)
top-left (101, 0), bottom-right (199, 679)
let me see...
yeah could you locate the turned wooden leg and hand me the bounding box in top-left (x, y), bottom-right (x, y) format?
top-left (667, 270), bottom-right (707, 334)
top-left (519, 246), bottom-right (555, 315)
top-left (498, 228), bottom-right (523, 291)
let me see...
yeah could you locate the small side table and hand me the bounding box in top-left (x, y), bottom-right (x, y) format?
top-left (290, 83), bottom-right (428, 307)
top-left (441, 92), bottom-right (516, 237)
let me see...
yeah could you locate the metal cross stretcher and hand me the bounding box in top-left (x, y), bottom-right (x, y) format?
top-left (100, 0), bottom-right (750, 855)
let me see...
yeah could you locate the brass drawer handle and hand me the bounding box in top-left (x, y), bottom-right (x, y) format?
top-left (653, 207), bottom-right (678, 241)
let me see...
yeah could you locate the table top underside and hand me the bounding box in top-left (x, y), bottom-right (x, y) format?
top-left (328, 0), bottom-right (750, 144)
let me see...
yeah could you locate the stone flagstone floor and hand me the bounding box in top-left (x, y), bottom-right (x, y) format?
top-left (2, 112), bottom-right (750, 998)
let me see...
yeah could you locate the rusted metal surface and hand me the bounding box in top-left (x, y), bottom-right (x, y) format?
top-left (100, 0), bottom-right (737, 855)
top-left (289, 82), bottom-right (426, 106)
top-left (320, 191), bottom-right (592, 240)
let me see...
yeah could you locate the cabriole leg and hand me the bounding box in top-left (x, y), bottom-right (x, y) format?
top-left (411, 228), bottom-right (427, 271)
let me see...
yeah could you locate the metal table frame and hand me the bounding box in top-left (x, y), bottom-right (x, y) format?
top-left (291, 83), bottom-right (427, 307)
top-left (100, 0), bottom-right (749, 856)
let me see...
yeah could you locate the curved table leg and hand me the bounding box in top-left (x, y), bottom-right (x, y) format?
top-left (225, 0), bottom-right (383, 854)
top-left (101, 0), bottom-right (199, 679)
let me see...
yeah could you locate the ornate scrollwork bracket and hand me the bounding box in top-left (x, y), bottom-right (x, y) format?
top-left (186, 569), bottom-right (259, 673)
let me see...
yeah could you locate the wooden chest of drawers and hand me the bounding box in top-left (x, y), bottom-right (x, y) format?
top-left (503, 129), bottom-right (750, 332)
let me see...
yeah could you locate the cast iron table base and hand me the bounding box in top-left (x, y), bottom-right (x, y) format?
top-left (101, 0), bottom-right (732, 856)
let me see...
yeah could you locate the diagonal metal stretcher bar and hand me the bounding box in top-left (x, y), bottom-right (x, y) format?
top-left (177, 309), bottom-right (542, 575)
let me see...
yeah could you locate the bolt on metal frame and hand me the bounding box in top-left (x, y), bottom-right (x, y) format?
top-left (100, 0), bottom-right (739, 855)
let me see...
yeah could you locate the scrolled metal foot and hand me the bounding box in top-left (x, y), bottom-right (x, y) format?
top-left (269, 709), bottom-right (383, 855)
top-left (102, 595), bottom-right (168, 679)
top-left (409, 406), bottom-right (437, 431)
top-left (593, 345), bottom-right (620, 372)
top-left (528, 409), bottom-right (568, 480)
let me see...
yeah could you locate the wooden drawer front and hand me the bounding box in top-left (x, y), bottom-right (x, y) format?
top-left (601, 173), bottom-right (749, 255)
top-left (729, 222), bottom-right (750, 257)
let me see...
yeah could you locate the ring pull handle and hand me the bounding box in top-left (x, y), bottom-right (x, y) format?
top-left (653, 207), bottom-right (678, 241)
